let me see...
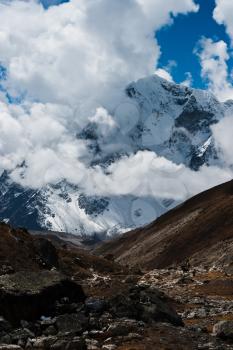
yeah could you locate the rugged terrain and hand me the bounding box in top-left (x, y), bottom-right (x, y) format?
top-left (1, 178), bottom-right (233, 350)
top-left (0, 75), bottom-right (232, 236)
top-left (94, 179), bottom-right (233, 348)
top-left (96, 179), bottom-right (233, 270)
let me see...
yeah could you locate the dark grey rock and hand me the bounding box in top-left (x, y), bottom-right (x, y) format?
top-left (107, 319), bottom-right (141, 337)
top-left (213, 321), bottom-right (233, 340)
top-left (55, 314), bottom-right (84, 334)
top-left (43, 325), bottom-right (57, 336)
top-left (85, 298), bottom-right (107, 313)
top-left (65, 337), bottom-right (86, 350)
top-left (0, 271), bottom-right (85, 325)
top-left (109, 285), bottom-right (183, 326)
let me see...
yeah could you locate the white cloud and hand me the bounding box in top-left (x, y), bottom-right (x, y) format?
top-left (89, 107), bottom-right (116, 137)
top-left (197, 1), bottom-right (233, 101)
top-left (0, 0), bottom-right (231, 207)
top-left (0, 0), bottom-right (198, 116)
top-left (181, 72), bottom-right (193, 87)
top-left (88, 151), bottom-right (232, 200)
top-left (0, 0), bottom-right (199, 187)
top-left (212, 114), bottom-right (233, 166)
top-left (154, 68), bottom-right (174, 82)
top-left (0, 100), bottom-right (90, 187)
top-left (195, 37), bottom-right (233, 101)
top-left (214, 0), bottom-right (233, 45)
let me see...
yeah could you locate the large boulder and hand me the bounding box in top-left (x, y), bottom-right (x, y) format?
top-left (109, 285), bottom-right (183, 326)
top-left (213, 320), bottom-right (233, 340)
top-left (0, 271), bottom-right (85, 325)
top-left (55, 313), bottom-right (88, 334)
top-left (106, 319), bottom-right (143, 337)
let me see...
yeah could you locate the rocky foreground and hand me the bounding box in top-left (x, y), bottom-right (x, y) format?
top-left (0, 220), bottom-right (233, 350)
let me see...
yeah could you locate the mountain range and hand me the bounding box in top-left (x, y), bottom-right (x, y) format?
top-left (0, 75), bottom-right (232, 236)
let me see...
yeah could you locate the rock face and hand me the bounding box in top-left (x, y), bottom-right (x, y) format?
top-left (0, 75), bottom-right (232, 237)
top-left (0, 271), bottom-right (85, 325)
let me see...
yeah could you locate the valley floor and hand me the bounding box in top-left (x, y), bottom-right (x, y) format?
top-left (0, 222), bottom-right (233, 349)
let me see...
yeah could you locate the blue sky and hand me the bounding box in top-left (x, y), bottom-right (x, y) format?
top-left (157, 0), bottom-right (232, 88)
top-left (40, 0), bottom-right (69, 8)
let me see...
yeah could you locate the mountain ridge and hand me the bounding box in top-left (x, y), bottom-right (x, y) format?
top-left (95, 179), bottom-right (233, 270)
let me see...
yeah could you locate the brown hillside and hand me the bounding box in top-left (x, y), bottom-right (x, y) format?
top-left (95, 180), bottom-right (233, 270)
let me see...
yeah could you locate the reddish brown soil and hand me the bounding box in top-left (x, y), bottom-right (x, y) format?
top-left (0, 223), bottom-right (40, 272)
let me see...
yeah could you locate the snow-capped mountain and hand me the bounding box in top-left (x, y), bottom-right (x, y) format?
top-left (0, 75), bottom-right (232, 236)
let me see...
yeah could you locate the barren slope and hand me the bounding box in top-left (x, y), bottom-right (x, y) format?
top-left (96, 180), bottom-right (233, 270)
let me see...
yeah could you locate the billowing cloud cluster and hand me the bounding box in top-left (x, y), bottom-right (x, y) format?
top-left (0, 0), bottom-right (232, 209)
top-left (195, 0), bottom-right (233, 102)
top-left (196, 38), bottom-right (233, 101)
top-left (0, 0), bottom-right (199, 187)
top-left (212, 114), bottom-right (233, 166)
top-left (81, 151), bottom-right (232, 201)
top-left (214, 0), bottom-right (233, 44)
top-left (0, 0), bottom-right (198, 114)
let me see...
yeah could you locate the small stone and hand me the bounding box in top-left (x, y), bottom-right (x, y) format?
top-left (102, 345), bottom-right (117, 350)
top-left (85, 298), bottom-right (107, 313)
top-left (43, 325), bottom-right (57, 336)
top-left (125, 333), bottom-right (142, 340)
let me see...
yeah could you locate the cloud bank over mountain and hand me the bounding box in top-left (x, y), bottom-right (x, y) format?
top-left (0, 0), bottom-right (232, 209)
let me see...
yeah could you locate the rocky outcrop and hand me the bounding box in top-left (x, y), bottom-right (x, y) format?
top-left (0, 271), bottom-right (85, 325)
top-left (109, 285), bottom-right (183, 326)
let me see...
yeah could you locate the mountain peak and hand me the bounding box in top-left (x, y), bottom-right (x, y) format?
top-left (0, 75), bottom-right (231, 236)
